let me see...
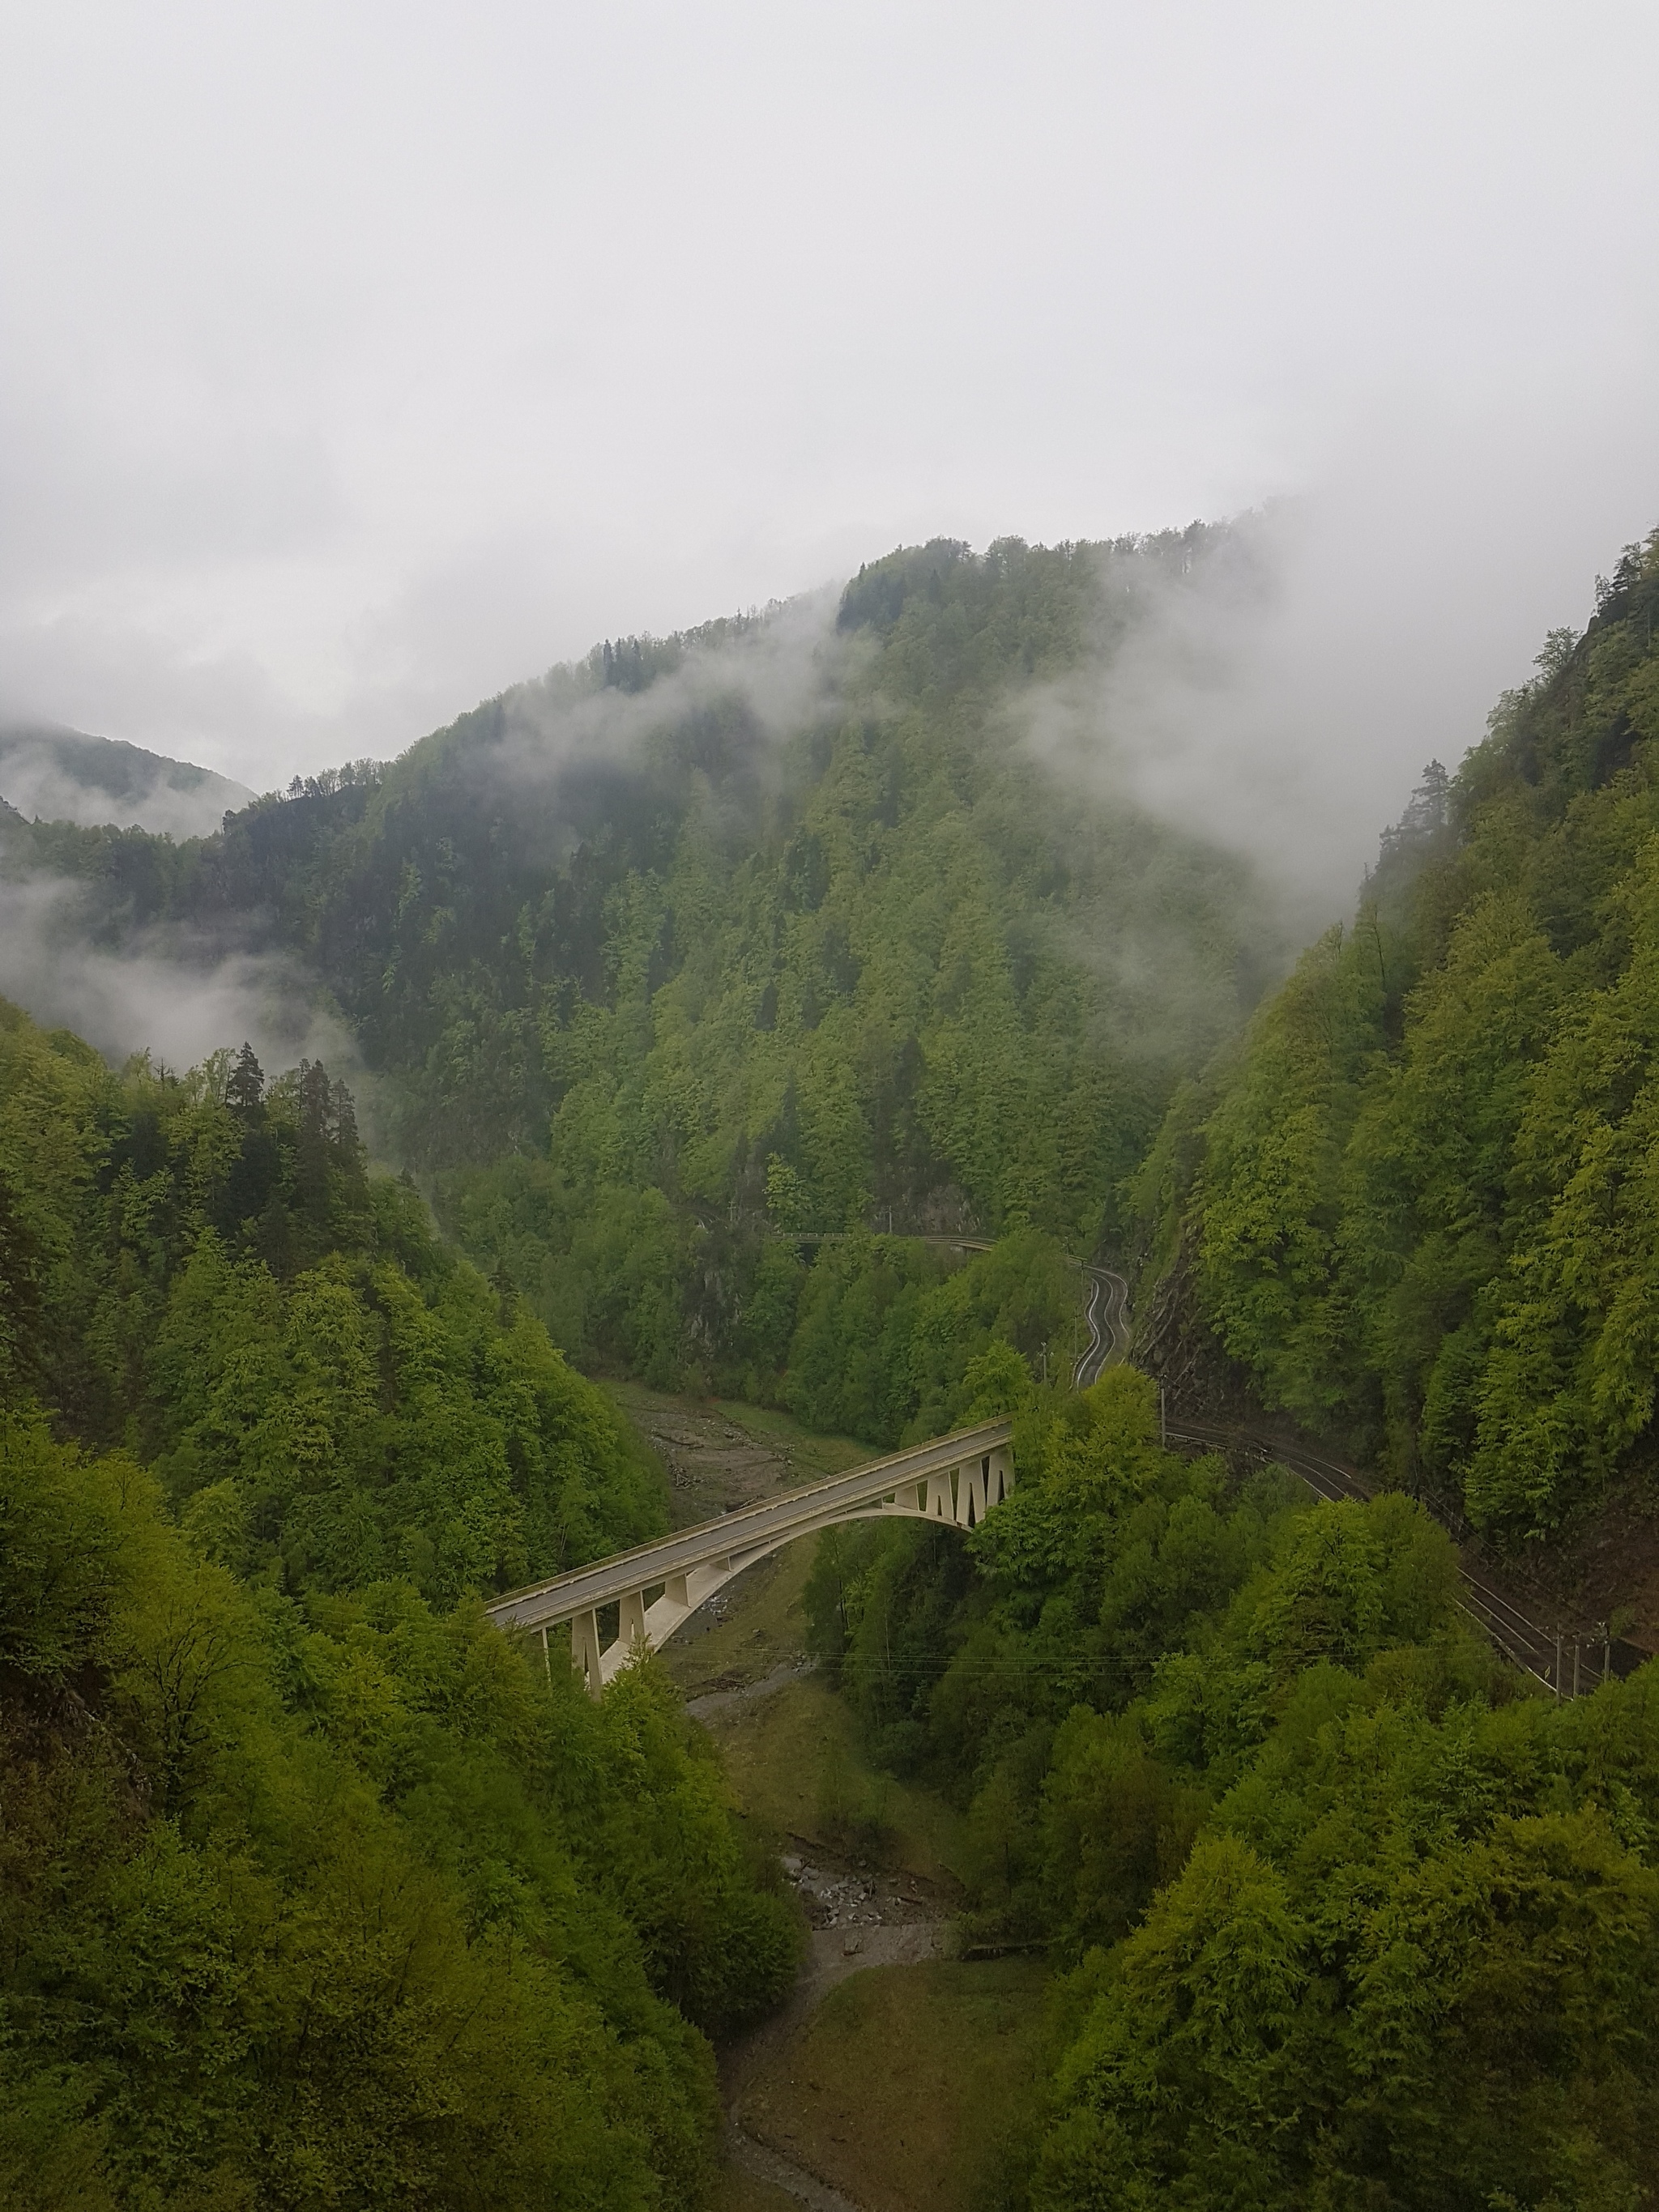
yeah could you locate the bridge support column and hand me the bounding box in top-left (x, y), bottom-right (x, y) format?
top-left (571, 1610), bottom-right (603, 1700)
top-left (987, 1447), bottom-right (1013, 1505)
top-left (955, 1458), bottom-right (989, 1528)
top-left (617, 1589), bottom-right (649, 1664)
top-left (926, 1469), bottom-right (953, 1519)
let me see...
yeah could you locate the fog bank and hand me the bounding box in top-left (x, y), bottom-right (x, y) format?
top-left (0, 872), bottom-right (360, 1097)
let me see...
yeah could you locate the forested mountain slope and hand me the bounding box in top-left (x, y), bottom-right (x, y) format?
top-left (1, 533), bottom-right (1282, 1417)
top-left (0, 1000), bottom-right (798, 2208)
top-left (1136, 530), bottom-right (1659, 1540)
top-left (0, 721), bottom-right (252, 837)
top-left (7, 523), bottom-right (1659, 2210)
top-left (808, 1360), bottom-right (1659, 2209)
top-left (0, 1004), bottom-right (662, 1589)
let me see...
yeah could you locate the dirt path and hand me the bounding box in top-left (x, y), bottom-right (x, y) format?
top-left (725, 2125), bottom-right (863, 2212)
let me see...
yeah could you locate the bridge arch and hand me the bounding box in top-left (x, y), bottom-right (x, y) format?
top-left (484, 1421), bottom-right (1015, 1696)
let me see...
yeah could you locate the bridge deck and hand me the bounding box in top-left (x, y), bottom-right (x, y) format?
top-left (484, 1417), bottom-right (1014, 1641)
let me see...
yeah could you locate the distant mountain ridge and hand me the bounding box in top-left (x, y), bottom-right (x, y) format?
top-left (0, 720), bottom-right (254, 837)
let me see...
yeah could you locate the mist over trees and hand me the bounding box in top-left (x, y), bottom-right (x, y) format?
top-left (6, 525), bottom-right (1659, 2207)
top-left (1137, 531), bottom-right (1659, 1537)
top-left (1, 530), bottom-right (1282, 1421)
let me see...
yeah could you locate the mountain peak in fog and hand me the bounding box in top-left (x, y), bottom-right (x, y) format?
top-left (0, 723), bottom-right (255, 840)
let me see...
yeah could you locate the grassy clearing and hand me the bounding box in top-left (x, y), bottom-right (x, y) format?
top-left (735, 1956), bottom-right (1049, 2212)
top-left (598, 1385), bottom-right (871, 1696)
top-left (707, 1673), bottom-right (969, 1887)
top-left (601, 1380), bottom-right (869, 1497)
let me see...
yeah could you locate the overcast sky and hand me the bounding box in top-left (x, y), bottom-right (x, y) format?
top-left (2, 0), bottom-right (1658, 812)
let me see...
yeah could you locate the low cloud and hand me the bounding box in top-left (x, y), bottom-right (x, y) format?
top-left (1013, 399), bottom-right (1659, 940)
top-left (0, 734), bottom-right (254, 840)
top-left (491, 582), bottom-right (847, 791)
top-left (0, 871), bottom-right (365, 1105)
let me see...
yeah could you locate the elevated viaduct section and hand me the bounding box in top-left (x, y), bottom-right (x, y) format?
top-left (485, 1419), bottom-right (1014, 1695)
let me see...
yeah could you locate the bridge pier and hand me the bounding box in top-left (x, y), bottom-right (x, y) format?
top-left (988, 1446), bottom-right (1012, 1504)
top-left (572, 1609), bottom-right (603, 1695)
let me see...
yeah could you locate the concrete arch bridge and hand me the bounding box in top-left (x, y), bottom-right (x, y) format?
top-left (484, 1420), bottom-right (1014, 1697)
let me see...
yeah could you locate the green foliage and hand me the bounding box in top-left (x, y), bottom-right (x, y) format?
top-left (0, 1002), bottom-right (663, 1596)
top-left (13, 536), bottom-right (1279, 1400)
top-left (804, 1369), bottom-right (1328, 1910)
top-left (786, 1228), bottom-right (1076, 1447)
top-left (0, 1415), bottom-right (799, 2210)
top-left (793, 1353), bottom-right (1652, 2205)
top-left (1154, 531), bottom-right (1659, 1532)
top-left (0, 1413), bottom-right (125, 1674)
top-left (1035, 1681), bottom-right (1659, 2210)
top-left (792, 1354), bottom-right (1659, 2208)
top-left (15, 522), bottom-right (1659, 2203)
top-left (0, 1003), bottom-right (800, 2208)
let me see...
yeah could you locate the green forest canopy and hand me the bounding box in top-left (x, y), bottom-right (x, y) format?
top-left (6, 524), bottom-right (1659, 2209)
top-left (808, 1359), bottom-right (1659, 2210)
top-left (2, 531), bottom-right (1282, 1412)
top-left (0, 999), bottom-right (799, 2210)
top-left (1138, 530), bottom-right (1659, 1537)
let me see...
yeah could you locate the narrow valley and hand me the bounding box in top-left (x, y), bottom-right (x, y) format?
top-left (608, 1387), bottom-right (1048, 2212)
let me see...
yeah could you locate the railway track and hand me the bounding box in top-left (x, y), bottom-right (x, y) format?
top-left (1162, 1414), bottom-right (1644, 1698)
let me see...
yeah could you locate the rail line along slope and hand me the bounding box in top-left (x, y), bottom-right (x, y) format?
top-left (1161, 1414), bottom-right (1646, 1696)
top-left (1082, 1260), bottom-right (1641, 1697)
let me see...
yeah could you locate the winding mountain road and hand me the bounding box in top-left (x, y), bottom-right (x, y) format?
top-left (1073, 1264), bottom-right (1132, 1387)
top-left (1066, 1264), bottom-right (1640, 1698)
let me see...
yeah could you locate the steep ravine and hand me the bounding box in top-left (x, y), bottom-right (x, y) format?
top-left (606, 1387), bottom-right (1047, 2212)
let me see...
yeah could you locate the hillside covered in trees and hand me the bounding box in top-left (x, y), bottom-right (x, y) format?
top-left (808, 1361), bottom-right (1659, 2208)
top-left (1, 531), bottom-right (1281, 1429)
top-left (0, 1000), bottom-right (798, 2209)
top-left (7, 523), bottom-right (1659, 2210)
top-left (1133, 529), bottom-right (1659, 1543)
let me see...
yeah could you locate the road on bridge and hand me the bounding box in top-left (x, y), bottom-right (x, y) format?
top-left (484, 1254), bottom-right (1641, 1706)
top-left (485, 1418), bottom-right (1014, 1692)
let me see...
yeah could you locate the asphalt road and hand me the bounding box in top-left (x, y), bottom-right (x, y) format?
top-left (1073, 1264), bottom-right (1132, 1387)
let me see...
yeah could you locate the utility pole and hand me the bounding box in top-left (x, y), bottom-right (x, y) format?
top-left (1572, 1639), bottom-right (1581, 1699)
top-left (1160, 1385), bottom-right (1167, 1449)
top-left (1553, 1628), bottom-right (1563, 1702)
top-left (1601, 1621), bottom-right (1611, 1687)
